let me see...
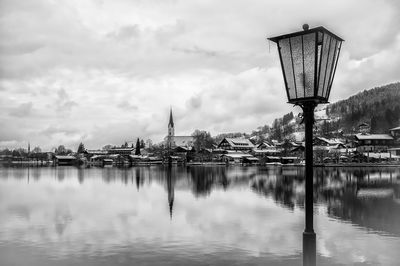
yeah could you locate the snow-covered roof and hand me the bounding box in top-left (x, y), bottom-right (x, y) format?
top-left (220, 138), bottom-right (255, 148)
top-left (315, 137), bottom-right (344, 145)
top-left (355, 134), bottom-right (394, 140)
top-left (223, 152), bottom-right (253, 158)
top-left (54, 155), bottom-right (75, 159)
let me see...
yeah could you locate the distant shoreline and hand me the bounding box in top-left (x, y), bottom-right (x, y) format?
top-left (1, 161), bottom-right (400, 168)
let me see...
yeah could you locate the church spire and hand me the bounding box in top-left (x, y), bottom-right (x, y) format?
top-left (168, 107), bottom-right (174, 128)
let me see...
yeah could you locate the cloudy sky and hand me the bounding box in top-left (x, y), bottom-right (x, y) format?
top-left (1, 0), bottom-right (399, 150)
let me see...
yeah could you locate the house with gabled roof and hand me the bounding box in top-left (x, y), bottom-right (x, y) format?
top-left (218, 138), bottom-right (255, 151)
top-left (354, 133), bottom-right (394, 152)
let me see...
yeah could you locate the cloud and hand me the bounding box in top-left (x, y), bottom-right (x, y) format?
top-left (0, 0), bottom-right (399, 149)
top-left (8, 102), bottom-right (33, 117)
top-left (117, 100), bottom-right (138, 111)
top-left (55, 88), bottom-right (78, 113)
top-left (41, 126), bottom-right (80, 137)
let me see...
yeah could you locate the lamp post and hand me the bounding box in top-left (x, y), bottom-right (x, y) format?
top-left (268, 24), bottom-right (343, 266)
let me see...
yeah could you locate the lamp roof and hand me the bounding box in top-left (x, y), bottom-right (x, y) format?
top-left (268, 26), bottom-right (344, 43)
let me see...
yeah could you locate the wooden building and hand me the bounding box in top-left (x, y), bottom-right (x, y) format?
top-left (354, 134), bottom-right (394, 152)
top-left (218, 138), bottom-right (255, 151)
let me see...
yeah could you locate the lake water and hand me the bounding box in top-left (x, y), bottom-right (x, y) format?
top-left (0, 166), bottom-right (399, 266)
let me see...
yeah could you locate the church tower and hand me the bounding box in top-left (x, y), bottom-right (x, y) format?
top-left (167, 108), bottom-right (175, 147)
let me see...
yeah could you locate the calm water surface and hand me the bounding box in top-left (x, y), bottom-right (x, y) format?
top-left (0, 166), bottom-right (399, 266)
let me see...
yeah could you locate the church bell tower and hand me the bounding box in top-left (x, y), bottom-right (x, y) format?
top-left (168, 108), bottom-right (175, 147)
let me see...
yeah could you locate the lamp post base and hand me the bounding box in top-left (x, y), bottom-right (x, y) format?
top-left (303, 231), bottom-right (316, 266)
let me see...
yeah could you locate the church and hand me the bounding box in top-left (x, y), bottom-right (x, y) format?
top-left (164, 108), bottom-right (194, 149)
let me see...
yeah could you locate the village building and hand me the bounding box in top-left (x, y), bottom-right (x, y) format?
top-left (164, 108), bottom-right (194, 149)
top-left (354, 133), bottom-right (395, 152)
top-left (85, 150), bottom-right (108, 156)
top-left (54, 155), bottom-right (76, 166)
top-left (313, 137), bottom-right (345, 148)
top-left (218, 138), bottom-right (255, 152)
top-left (108, 147), bottom-right (134, 155)
top-left (357, 122), bottom-right (370, 134)
top-left (389, 126), bottom-right (400, 141)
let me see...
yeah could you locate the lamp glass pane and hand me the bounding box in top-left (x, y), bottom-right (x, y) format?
top-left (303, 33), bottom-right (316, 97)
top-left (291, 36), bottom-right (304, 98)
top-left (317, 33), bottom-right (330, 97)
top-left (326, 40), bottom-right (341, 98)
top-left (322, 37), bottom-right (337, 98)
top-left (278, 38), bottom-right (296, 100)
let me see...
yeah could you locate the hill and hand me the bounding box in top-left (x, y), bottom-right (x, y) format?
top-left (328, 82), bottom-right (400, 133)
top-left (249, 82), bottom-right (400, 142)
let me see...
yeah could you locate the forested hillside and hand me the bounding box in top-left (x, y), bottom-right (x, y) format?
top-left (328, 82), bottom-right (400, 133)
top-left (249, 82), bottom-right (400, 142)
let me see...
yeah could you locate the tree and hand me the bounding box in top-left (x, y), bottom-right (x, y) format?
top-left (140, 139), bottom-right (145, 148)
top-left (32, 146), bottom-right (42, 153)
top-left (55, 145), bottom-right (67, 155)
top-left (77, 142), bottom-right (85, 153)
top-left (192, 130), bottom-right (214, 151)
top-left (102, 144), bottom-right (113, 151)
top-left (371, 116), bottom-right (378, 133)
top-left (135, 138), bottom-right (141, 155)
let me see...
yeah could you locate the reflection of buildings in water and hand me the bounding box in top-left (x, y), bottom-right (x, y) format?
top-left (101, 167), bottom-right (117, 183)
top-left (250, 167), bottom-right (400, 236)
top-left (32, 167), bottom-right (41, 180)
top-left (251, 171), bottom-right (305, 210)
top-left (54, 208), bottom-right (72, 236)
top-left (121, 168), bottom-right (129, 185)
top-left (77, 167), bottom-right (84, 184)
top-left (189, 166), bottom-right (230, 197)
top-left (56, 167), bottom-right (66, 181)
top-left (316, 168), bottom-right (400, 236)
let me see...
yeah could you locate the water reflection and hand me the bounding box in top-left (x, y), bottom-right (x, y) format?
top-left (0, 166), bottom-right (399, 266)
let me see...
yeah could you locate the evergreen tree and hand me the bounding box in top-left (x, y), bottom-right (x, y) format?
top-left (135, 138), bottom-right (141, 155)
top-left (77, 142), bottom-right (85, 153)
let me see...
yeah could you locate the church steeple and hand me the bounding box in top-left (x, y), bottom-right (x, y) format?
top-left (168, 107), bottom-right (175, 138)
top-left (167, 107), bottom-right (175, 148)
top-left (168, 108), bottom-right (174, 128)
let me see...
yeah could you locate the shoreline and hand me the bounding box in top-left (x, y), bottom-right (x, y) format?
top-left (1, 161), bottom-right (400, 168)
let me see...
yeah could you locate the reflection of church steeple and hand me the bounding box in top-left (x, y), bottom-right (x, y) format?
top-left (167, 167), bottom-right (175, 219)
top-left (136, 168), bottom-right (140, 191)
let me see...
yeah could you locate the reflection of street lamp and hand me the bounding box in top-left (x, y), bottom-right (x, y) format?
top-left (269, 24), bottom-right (343, 266)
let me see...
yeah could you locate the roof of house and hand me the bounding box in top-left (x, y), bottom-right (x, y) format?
top-left (109, 148), bottom-right (134, 151)
top-left (220, 138), bottom-right (255, 148)
top-left (257, 141), bottom-right (274, 148)
top-left (315, 137), bottom-right (344, 145)
top-left (55, 155), bottom-right (75, 160)
top-left (355, 134), bottom-right (394, 140)
top-left (253, 149), bottom-right (279, 154)
top-left (389, 126), bottom-right (400, 131)
top-left (362, 152), bottom-right (399, 159)
top-left (86, 150), bottom-right (108, 155)
top-left (173, 136), bottom-right (194, 147)
top-left (223, 153), bottom-right (253, 159)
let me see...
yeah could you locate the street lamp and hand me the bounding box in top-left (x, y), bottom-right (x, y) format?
top-left (268, 24), bottom-right (343, 266)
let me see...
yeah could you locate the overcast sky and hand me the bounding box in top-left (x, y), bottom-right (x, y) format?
top-left (1, 0), bottom-right (399, 150)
